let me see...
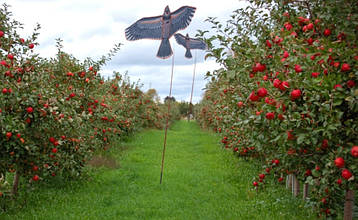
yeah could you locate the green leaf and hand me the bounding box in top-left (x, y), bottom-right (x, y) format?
top-left (312, 170), bottom-right (321, 177)
top-left (297, 134), bottom-right (306, 145)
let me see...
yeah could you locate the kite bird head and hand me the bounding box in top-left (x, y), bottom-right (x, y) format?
top-left (164, 6), bottom-right (170, 16)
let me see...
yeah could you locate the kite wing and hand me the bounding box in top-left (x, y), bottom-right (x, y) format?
top-left (125, 15), bottom-right (163, 41)
top-left (189, 38), bottom-right (207, 50)
top-left (174, 33), bottom-right (187, 47)
top-left (170, 6), bottom-right (196, 36)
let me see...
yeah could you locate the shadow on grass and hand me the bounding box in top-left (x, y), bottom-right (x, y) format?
top-left (87, 155), bottom-right (120, 169)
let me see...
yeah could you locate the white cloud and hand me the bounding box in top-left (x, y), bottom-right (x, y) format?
top-left (7, 0), bottom-right (247, 103)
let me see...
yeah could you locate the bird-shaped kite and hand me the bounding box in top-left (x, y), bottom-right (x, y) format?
top-left (174, 33), bottom-right (207, 122)
top-left (125, 5), bottom-right (196, 59)
top-left (174, 33), bottom-right (207, 58)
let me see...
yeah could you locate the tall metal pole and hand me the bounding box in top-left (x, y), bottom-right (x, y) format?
top-left (188, 50), bottom-right (197, 121)
top-left (160, 52), bottom-right (175, 184)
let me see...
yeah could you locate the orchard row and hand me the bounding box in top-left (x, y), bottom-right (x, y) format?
top-left (196, 0), bottom-right (357, 218)
top-left (0, 4), bottom-right (175, 201)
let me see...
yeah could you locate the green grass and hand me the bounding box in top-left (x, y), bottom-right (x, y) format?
top-left (1, 121), bottom-right (316, 219)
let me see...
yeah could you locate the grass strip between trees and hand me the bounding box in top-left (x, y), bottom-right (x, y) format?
top-left (1, 121), bottom-right (315, 219)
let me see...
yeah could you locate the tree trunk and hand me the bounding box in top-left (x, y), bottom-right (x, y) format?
top-left (0, 172), bottom-right (5, 182)
top-left (303, 183), bottom-right (309, 200)
top-left (344, 189), bottom-right (354, 220)
top-left (11, 171), bottom-right (20, 196)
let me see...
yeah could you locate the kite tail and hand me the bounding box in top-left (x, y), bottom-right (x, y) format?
top-left (185, 49), bottom-right (192, 59)
top-left (157, 38), bottom-right (172, 59)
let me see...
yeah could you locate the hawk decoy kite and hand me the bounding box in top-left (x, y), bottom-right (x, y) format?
top-left (174, 33), bottom-right (207, 58)
top-left (125, 5), bottom-right (196, 59)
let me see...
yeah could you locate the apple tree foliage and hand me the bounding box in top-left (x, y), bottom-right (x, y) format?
top-left (196, 0), bottom-right (357, 217)
top-left (0, 3), bottom-right (174, 204)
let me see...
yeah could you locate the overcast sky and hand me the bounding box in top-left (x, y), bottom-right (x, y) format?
top-left (7, 0), bottom-right (248, 103)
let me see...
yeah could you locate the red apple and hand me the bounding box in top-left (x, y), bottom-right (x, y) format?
top-left (32, 175), bottom-right (39, 181)
top-left (351, 146), bottom-right (358, 157)
top-left (334, 157), bottom-right (345, 168)
top-left (341, 63), bottom-right (351, 72)
top-left (334, 84), bottom-right (342, 89)
top-left (49, 137), bottom-right (56, 143)
top-left (305, 169), bottom-right (312, 176)
top-left (26, 107), bottom-right (33, 113)
top-left (279, 81), bottom-right (289, 91)
top-left (341, 169), bottom-right (352, 180)
top-left (307, 38), bottom-right (313, 45)
top-left (323, 28), bottom-right (331, 36)
top-left (291, 89), bottom-right (301, 100)
top-left (294, 64), bottom-right (302, 73)
top-left (283, 51), bottom-right (289, 58)
top-left (32, 166), bottom-right (39, 171)
top-left (257, 88), bottom-right (268, 97)
top-left (347, 80), bottom-right (355, 88)
top-left (6, 132), bottom-right (12, 139)
top-left (311, 72), bottom-right (320, 78)
top-left (266, 40), bottom-right (272, 48)
top-left (284, 22), bottom-right (293, 31)
top-left (287, 130), bottom-right (295, 140)
top-left (278, 114), bottom-right (284, 120)
top-left (249, 91), bottom-right (259, 102)
top-left (306, 23), bottom-right (314, 30)
top-left (253, 63), bottom-right (266, 72)
top-left (273, 79), bottom-right (281, 88)
top-left (265, 112), bottom-right (275, 120)
top-left (321, 139), bottom-right (328, 149)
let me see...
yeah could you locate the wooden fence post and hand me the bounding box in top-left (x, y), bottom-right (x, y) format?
top-left (292, 175), bottom-right (300, 197)
top-left (286, 174), bottom-right (292, 190)
top-left (344, 189), bottom-right (354, 220)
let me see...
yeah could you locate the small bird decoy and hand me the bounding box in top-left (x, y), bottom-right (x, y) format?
top-left (125, 5), bottom-right (196, 59)
top-left (174, 33), bottom-right (207, 58)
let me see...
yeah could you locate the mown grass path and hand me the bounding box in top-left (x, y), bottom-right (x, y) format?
top-left (2, 121), bottom-right (315, 219)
